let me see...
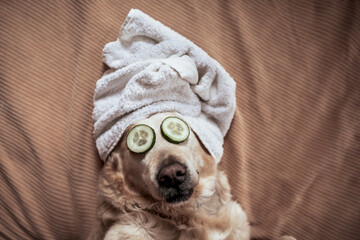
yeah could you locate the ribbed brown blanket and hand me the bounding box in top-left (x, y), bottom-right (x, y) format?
top-left (0, 1), bottom-right (359, 239)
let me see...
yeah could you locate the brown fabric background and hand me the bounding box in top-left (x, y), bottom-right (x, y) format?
top-left (0, 1), bottom-right (359, 239)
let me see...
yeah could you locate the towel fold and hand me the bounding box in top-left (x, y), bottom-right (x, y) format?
top-left (93, 9), bottom-right (236, 163)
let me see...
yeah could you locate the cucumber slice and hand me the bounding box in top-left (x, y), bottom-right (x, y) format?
top-left (126, 124), bottom-right (155, 153)
top-left (161, 117), bottom-right (190, 144)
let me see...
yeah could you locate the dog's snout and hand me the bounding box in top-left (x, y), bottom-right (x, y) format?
top-left (157, 163), bottom-right (186, 188)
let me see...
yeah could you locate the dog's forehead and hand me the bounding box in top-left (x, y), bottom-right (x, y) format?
top-left (132, 112), bottom-right (181, 128)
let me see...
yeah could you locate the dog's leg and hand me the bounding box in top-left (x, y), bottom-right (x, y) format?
top-left (202, 170), bottom-right (250, 240)
top-left (87, 220), bottom-right (105, 240)
top-left (224, 201), bottom-right (250, 240)
top-left (197, 200), bottom-right (249, 240)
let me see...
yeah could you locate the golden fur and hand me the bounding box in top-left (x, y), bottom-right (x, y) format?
top-left (89, 112), bottom-right (249, 240)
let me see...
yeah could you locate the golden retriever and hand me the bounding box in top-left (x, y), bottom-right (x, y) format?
top-left (89, 112), bottom-right (249, 240)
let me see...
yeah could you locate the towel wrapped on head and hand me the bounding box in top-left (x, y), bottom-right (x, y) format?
top-left (93, 9), bottom-right (236, 163)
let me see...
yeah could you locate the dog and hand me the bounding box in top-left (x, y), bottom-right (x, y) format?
top-left (89, 112), bottom-right (249, 240)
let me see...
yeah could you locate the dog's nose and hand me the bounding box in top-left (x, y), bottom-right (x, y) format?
top-left (157, 162), bottom-right (186, 188)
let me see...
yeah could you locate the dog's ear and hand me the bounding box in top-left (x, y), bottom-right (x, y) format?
top-left (196, 138), bottom-right (234, 204)
top-left (190, 131), bottom-right (216, 177)
top-left (102, 134), bottom-right (128, 186)
top-left (197, 141), bottom-right (216, 178)
top-left (100, 139), bottom-right (146, 204)
top-left (101, 150), bottom-right (126, 197)
top-left (106, 150), bottom-right (123, 173)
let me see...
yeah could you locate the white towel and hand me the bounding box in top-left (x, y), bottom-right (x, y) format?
top-left (93, 9), bottom-right (236, 163)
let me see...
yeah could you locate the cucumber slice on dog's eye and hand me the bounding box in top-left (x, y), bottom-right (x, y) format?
top-left (126, 124), bottom-right (155, 153)
top-left (161, 117), bottom-right (190, 144)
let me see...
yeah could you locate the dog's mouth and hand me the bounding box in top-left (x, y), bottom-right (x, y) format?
top-left (159, 186), bottom-right (194, 204)
top-left (161, 186), bottom-right (194, 204)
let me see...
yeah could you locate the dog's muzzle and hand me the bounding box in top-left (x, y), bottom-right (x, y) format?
top-left (157, 162), bottom-right (194, 203)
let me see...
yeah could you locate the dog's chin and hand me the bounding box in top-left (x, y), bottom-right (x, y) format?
top-left (160, 187), bottom-right (194, 204)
